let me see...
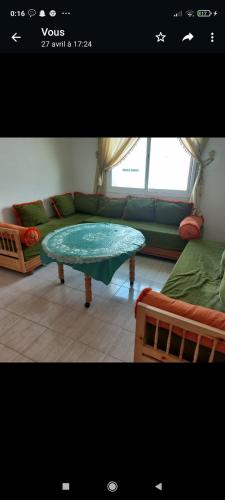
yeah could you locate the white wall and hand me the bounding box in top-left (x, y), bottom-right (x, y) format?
top-left (200, 138), bottom-right (225, 242)
top-left (71, 138), bottom-right (97, 193)
top-left (0, 138), bottom-right (73, 223)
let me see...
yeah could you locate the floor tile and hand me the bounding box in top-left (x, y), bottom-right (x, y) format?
top-left (102, 355), bottom-right (122, 362)
top-left (21, 297), bottom-right (66, 327)
top-left (0, 318), bottom-right (45, 353)
top-left (49, 307), bottom-right (95, 340)
top-left (0, 309), bottom-right (21, 335)
top-left (108, 329), bottom-right (135, 362)
top-left (113, 286), bottom-right (140, 303)
top-left (43, 283), bottom-right (84, 307)
top-left (5, 293), bottom-right (38, 315)
top-left (76, 347), bottom-right (106, 362)
top-left (77, 318), bottom-right (121, 353)
top-left (0, 343), bottom-right (20, 362)
top-left (57, 340), bottom-right (87, 362)
top-left (13, 354), bottom-right (34, 362)
top-left (91, 298), bottom-right (135, 332)
top-left (23, 328), bottom-right (74, 362)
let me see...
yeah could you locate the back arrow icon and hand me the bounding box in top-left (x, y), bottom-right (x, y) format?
top-left (182, 33), bottom-right (194, 42)
top-left (12, 33), bottom-right (22, 43)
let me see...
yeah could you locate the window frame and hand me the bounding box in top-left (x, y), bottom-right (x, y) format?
top-left (107, 138), bottom-right (196, 200)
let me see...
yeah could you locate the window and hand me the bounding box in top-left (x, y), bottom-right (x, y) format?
top-left (109, 138), bottom-right (194, 198)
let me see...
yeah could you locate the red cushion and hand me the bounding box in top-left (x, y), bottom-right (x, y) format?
top-left (0, 223), bottom-right (40, 247)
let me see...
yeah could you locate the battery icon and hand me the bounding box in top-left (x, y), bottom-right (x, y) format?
top-left (197, 10), bottom-right (212, 17)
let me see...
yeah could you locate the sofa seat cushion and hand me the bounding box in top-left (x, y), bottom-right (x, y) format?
top-left (23, 213), bottom-right (94, 261)
top-left (155, 199), bottom-right (193, 226)
top-left (123, 197), bottom-right (155, 221)
top-left (83, 216), bottom-right (186, 251)
top-left (162, 239), bottom-right (225, 312)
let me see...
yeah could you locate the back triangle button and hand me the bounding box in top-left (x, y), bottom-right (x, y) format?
top-left (155, 483), bottom-right (162, 491)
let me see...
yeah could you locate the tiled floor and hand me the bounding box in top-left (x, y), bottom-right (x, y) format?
top-left (0, 256), bottom-right (174, 362)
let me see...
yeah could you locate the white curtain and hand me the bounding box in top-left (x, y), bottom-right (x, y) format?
top-left (179, 138), bottom-right (215, 214)
top-left (95, 138), bottom-right (140, 192)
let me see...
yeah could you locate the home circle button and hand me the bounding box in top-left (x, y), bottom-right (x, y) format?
top-left (107, 481), bottom-right (118, 492)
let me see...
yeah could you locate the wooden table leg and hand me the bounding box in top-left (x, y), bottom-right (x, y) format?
top-left (85, 274), bottom-right (92, 307)
top-left (129, 256), bottom-right (135, 286)
top-left (58, 263), bottom-right (64, 284)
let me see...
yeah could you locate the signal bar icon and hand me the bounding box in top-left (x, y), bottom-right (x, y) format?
top-left (173, 10), bottom-right (182, 17)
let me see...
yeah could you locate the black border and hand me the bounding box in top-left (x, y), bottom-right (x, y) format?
top-left (1, 53), bottom-right (225, 136)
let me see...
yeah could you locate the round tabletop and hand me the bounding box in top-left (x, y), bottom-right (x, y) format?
top-left (41, 223), bottom-right (145, 264)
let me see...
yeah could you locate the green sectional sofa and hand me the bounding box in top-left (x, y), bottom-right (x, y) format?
top-left (0, 192), bottom-right (197, 274)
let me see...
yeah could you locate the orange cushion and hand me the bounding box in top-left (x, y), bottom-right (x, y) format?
top-left (0, 223), bottom-right (40, 247)
top-left (135, 288), bottom-right (225, 354)
top-left (179, 215), bottom-right (204, 240)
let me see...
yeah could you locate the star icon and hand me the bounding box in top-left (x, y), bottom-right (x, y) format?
top-left (155, 32), bottom-right (166, 42)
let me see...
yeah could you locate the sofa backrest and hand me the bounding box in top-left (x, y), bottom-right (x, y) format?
top-left (60, 193), bottom-right (194, 224)
top-left (12, 192), bottom-right (194, 226)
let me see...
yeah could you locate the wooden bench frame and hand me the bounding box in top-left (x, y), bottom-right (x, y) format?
top-left (0, 227), bottom-right (41, 274)
top-left (134, 302), bottom-right (225, 363)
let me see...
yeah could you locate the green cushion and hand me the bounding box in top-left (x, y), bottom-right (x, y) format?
top-left (16, 201), bottom-right (48, 227)
top-left (53, 193), bottom-right (75, 217)
top-left (97, 197), bottom-right (126, 218)
top-left (155, 200), bottom-right (192, 226)
top-left (219, 273), bottom-right (225, 306)
top-left (220, 250), bottom-right (225, 278)
top-left (74, 193), bottom-right (100, 215)
top-left (123, 197), bottom-right (155, 222)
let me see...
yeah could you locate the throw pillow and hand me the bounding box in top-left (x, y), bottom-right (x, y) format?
top-left (51, 193), bottom-right (75, 217)
top-left (123, 197), bottom-right (155, 221)
top-left (155, 199), bottom-right (193, 226)
top-left (74, 192), bottom-right (101, 215)
top-left (97, 197), bottom-right (127, 218)
top-left (13, 200), bottom-right (48, 227)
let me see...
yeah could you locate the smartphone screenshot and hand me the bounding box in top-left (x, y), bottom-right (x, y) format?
top-left (0, 2), bottom-right (224, 498)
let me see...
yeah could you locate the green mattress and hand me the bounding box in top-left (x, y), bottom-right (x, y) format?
top-left (161, 239), bottom-right (225, 312)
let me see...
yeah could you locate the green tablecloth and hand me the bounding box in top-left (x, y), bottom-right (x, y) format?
top-left (41, 223), bottom-right (145, 285)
